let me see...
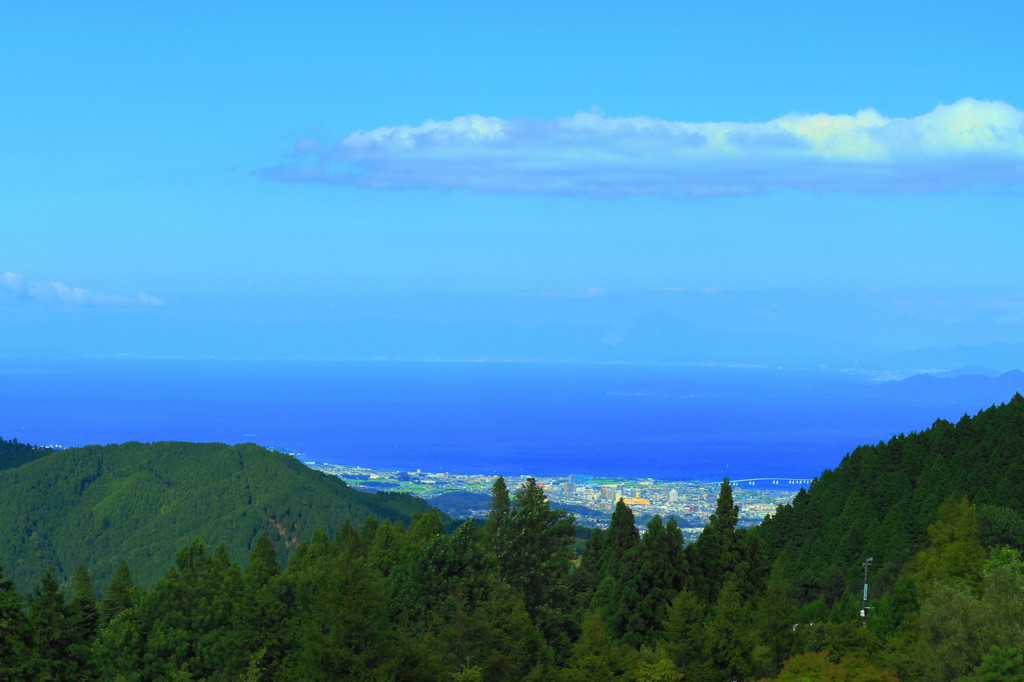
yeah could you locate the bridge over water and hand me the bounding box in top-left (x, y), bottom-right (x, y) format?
top-left (728, 477), bottom-right (813, 486)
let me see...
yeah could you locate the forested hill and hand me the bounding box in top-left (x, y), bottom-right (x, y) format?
top-left (0, 440), bottom-right (438, 592)
top-left (0, 436), bottom-right (50, 471)
top-left (8, 406), bottom-right (1024, 678)
top-left (757, 392), bottom-right (1024, 597)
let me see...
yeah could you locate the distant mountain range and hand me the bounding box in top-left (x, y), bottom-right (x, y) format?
top-left (870, 342), bottom-right (1024, 374)
top-left (817, 370), bottom-right (1024, 405)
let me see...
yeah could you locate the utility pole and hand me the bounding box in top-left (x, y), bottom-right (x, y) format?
top-left (860, 557), bottom-right (873, 626)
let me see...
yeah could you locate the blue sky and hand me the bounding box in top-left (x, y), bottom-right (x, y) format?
top-left (3, 2), bottom-right (1024, 365)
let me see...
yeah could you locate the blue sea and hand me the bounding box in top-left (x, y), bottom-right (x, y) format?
top-left (0, 358), bottom-right (1008, 480)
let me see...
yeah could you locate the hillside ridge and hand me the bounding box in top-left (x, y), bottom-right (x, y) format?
top-left (0, 440), bottom-right (438, 592)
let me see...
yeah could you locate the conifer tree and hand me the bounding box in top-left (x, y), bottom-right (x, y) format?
top-left (369, 520), bottom-right (410, 576)
top-left (704, 577), bottom-right (751, 681)
top-left (685, 478), bottom-right (741, 603)
top-left (359, 515), bottom-right (380, 548)
top-left (626, 515), bottom-right (685, 647)
top-left (493, 477), bottom-right (576, 652)
top-left (332, 520), bottom-right (362, 557)
top-left (408, 508), bottom-right (446, 545)
top-left (390, 520), bottom-right (490, 628)
top-left (439, 581), bottom-right (555, 681)
top-left (658, 588), bottom-right (707, 675)
top-left (245, 532), bottom-right (281, 590)
top-left (69, 562), bottom-right (100, 658)
top-left (570, 526), bottom-right (605, 612)
top-left (278, 543), bottom-right (390, 679)
top-left (308, 527), bottom-right (333, 560)
top-left (755, 561), bottom-right (796, 676)
top-left (112, 539), bottom-right (250, 679)
top-left (100, 561), bottom-right (139, 626)
top-left (869, 575), bottom-right (918, 638)
top-left (601, 498), bottom-right (640, 578)
top-left (562, 609), bottom-right (633, 681)
top-left (483, 475), bottom-right (511, 543)
top-left (29, 567), bottom-right (84, 679)
top-left (0, 565), bottom-right (32, 679)
top-left (592, 507), bottom-right (687, 649)
top-left (913, 495), bottom-right (986, 600)
top-left (240, 534), bottom-right (291, 680)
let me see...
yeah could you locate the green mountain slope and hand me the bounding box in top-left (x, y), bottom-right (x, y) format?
top-left (0, 440), bottom-right (438, 592)
top-left (756, 392), bottom-right (1024, 597)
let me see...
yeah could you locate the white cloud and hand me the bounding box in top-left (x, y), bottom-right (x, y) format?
top-left (258, 99), bottom-right (1024, 196)
top-left (0, 272), bottom-right (164, 307)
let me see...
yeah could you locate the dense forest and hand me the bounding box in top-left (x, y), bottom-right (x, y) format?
top-left (759, 393), bottom-right (1024, 601)
top-left (0, 436), bottom-right (50, 471)
top-left (0, 441), bottom-right (440, 592)
top-left (3, 397), bottom-right (1024, 679)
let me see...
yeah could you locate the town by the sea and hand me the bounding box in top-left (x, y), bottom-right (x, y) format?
top-left (305, 458), bottom-right (812, 541)
top-left (1, 357), bottom-right (1013, 487)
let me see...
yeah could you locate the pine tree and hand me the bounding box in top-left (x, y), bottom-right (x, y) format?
top-left (68, 561), bottom-right (100, 677)
top-left (630, 515), bottom-right (685, 647)
top-left (570, 526), bottom-right (605, 613)
top-left (408, 508), bottom-right (446, 545)
top-left (711, 477), bottom-right (738, 529)
top-left (308, 527), bottom-right (333, 560)
top-left (593, 499), bottom-right (642, 641)
top-left (704, 577), bottom-right (751, 681)
top-left (240, 534), bottom-right (290, 680)
top-left (755, 561), bottom-right (796, 676)
top-left (117, 539), bottom-right (250, 679)
top-left (359, 515), bottom-right (380, 548)
top-left (277, 548), bottom-right (390, 678)
top-left (562, 609), bottom-right (632, 681)
top-left (245, 532), bottom-right (281, 590)
top-left (390, 520), bottom-right (490, 628)
top-left (369, 520), bottom-right (410, 576)
top-left (440, 581), bottom-right (555, 681)
top-left (658, 588), bottom-right (707, 676)
top-left (100, 561), bottom-right (138, 626)
top-left (601, 498), bottom-right (640, 578)
top-left (492, 477), bottom-right (576, 652)
top-left (29, 567), bottom-right (84, 679)
top-left (913, 495), bottom-right (986, 600)
top-left (332, 520), bottom-right (362, 557)
top-left (685, 478), bottom-right (741, 603)
top-left (482, 475), bottom-right (511, 544)
top-left (0, 565), bottom-right (32, 679)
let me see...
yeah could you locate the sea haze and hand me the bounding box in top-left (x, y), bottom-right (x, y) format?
top-left (0, 358), bottom-right (1019, 481)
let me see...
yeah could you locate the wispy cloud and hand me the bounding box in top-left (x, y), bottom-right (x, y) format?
top-left (258, 98), bottom-right (1024, 197)
top-left (0, 272), bottom-right (164, 307)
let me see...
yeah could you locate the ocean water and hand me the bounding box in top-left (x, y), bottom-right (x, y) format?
top-left (0, 358), bottom-right (1006, 480)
